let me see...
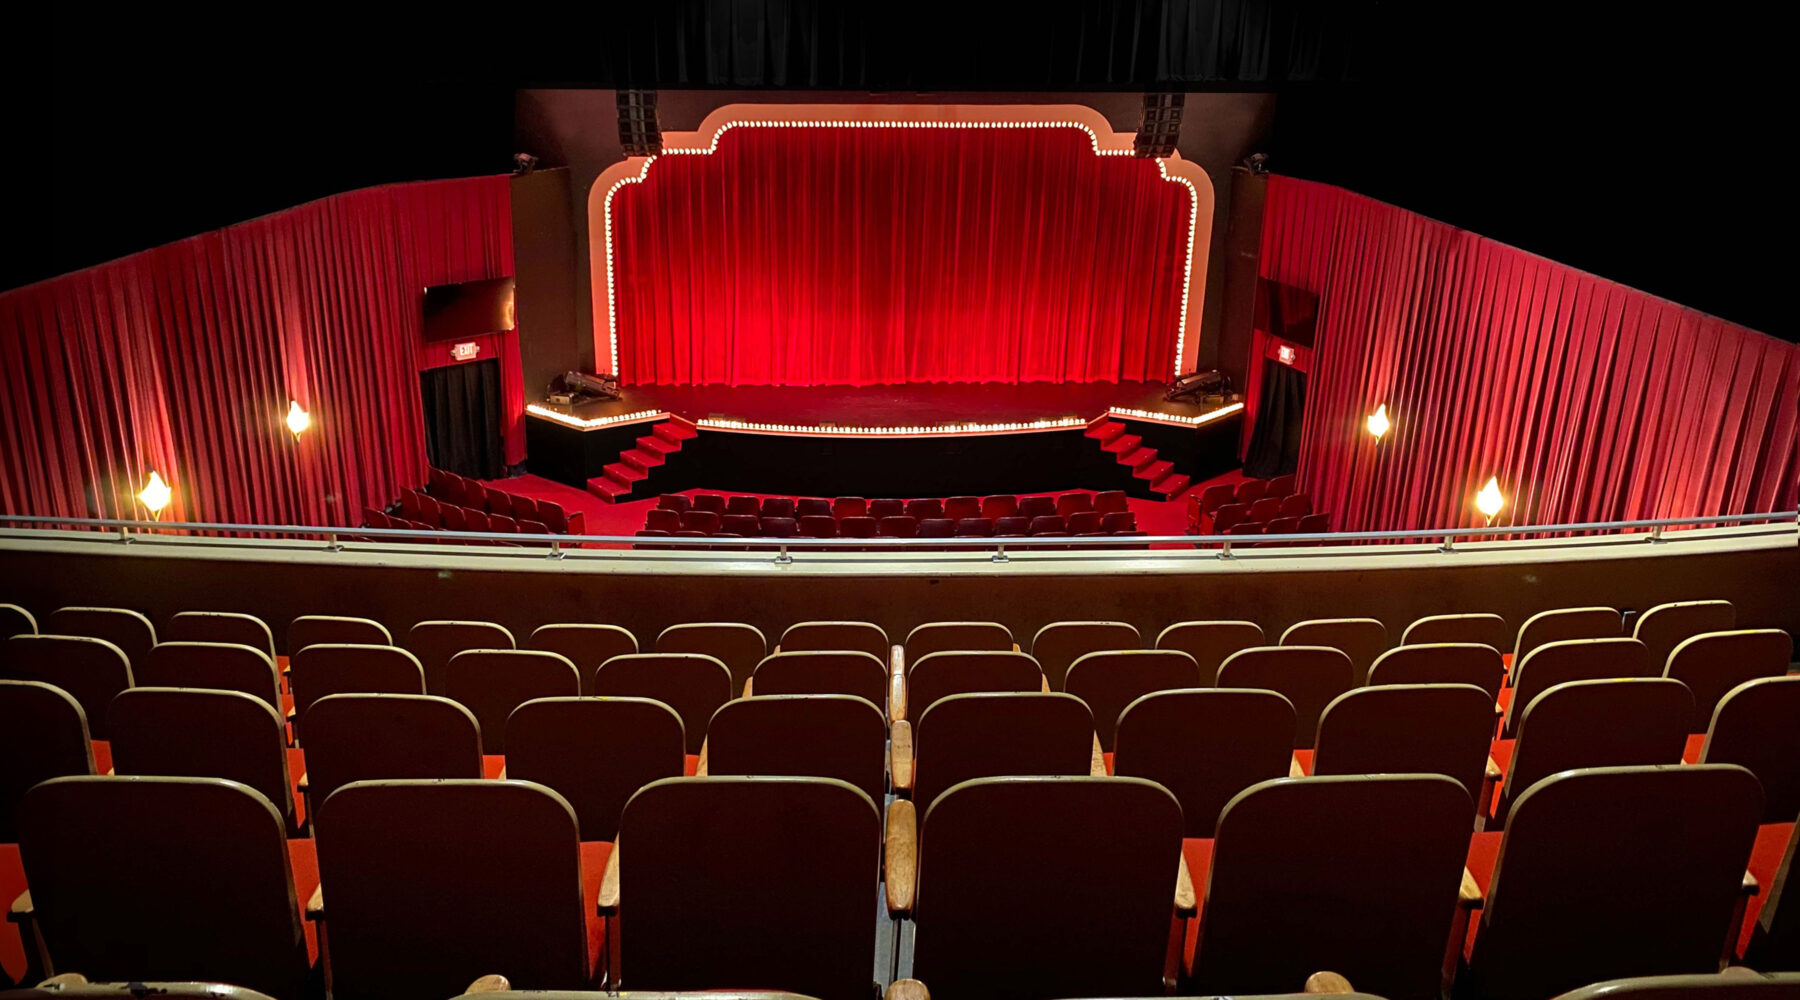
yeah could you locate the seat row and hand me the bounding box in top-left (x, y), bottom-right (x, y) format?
top-left (657, 491), bottom-right (1131, 524)
top-left (642, 509), bottom-right (1141, 539)
top-left (420, 471), bottom-right (584, 534)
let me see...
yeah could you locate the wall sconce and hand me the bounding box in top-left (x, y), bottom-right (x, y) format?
top-left (138, 470), bottom-right (172, 520)
top-left (286, 400), bottom-right (311, 439)
top-left (1475, 476), bottom-right (1505, 525)
top-left (1365, 404), bottom-right (1390, 443)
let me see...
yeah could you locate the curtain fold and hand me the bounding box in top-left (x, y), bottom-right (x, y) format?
top-left (1256, 175), bottom-right (1799, 530)
top-left (0, 175), bottom-right (516, 527)
top-left (612, 127), bottom-right (1191, 386)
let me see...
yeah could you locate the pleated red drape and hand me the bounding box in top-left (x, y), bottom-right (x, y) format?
top-left (1256, 175), bottom-right (1799, 530)
top-left (612, 126), bottom-right (1190, 386)
top-left (0, 175), bottom-right (517, 527)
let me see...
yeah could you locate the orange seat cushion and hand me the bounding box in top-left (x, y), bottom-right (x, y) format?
top-left (91, 739), bottom-right (112, 777)
top-left (1683, 733), bottom-right (1706, 764)
top-left (287, 838), bottom-right (320, 965)
top-left (1484, 739), bottom-right (1515, 820)
top-left (1292, 749), bottom-right (1315, 774)
top-left (0, 845), bottom-right (25, 985)
top-left (287, 748), bottom-right (308, 828)
top-left (1740, 822), bottom-right (1794, 956)
top-left (1462, 830), bottom-right (1505, 960)
top-left (482, 755), bottom-right (507, 780)
top-left (684, 754), bottom-right (700, 777)
top-left (1496, 687), bottom-right (1513, 714)
top-left (1102, 752), bottom-right (1115, 775)
top-left (1179, 836), bottom-right (1216, 975)
top-left (580, 840), bottom-right (613, 976)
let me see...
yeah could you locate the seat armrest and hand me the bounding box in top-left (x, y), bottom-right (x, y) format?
top-left (1090, 734), bottom-right (1108, 777)
top-left (890, 644), bottom-right (906, 678)
top-left (1459, 867), bottom-right (1484, 910)
top-left (296, 772), bottom-right (309, 792)
top-left (464, 974), bottom-right (512, 993)
top-left (695, 738), bottom-right (709, 777)
top-left (1306, 971), bottom-right (1355, 994)
top-left (741, 676), bottom-right (755, 698)
top-left (598, 842), bottom-right (621, 915)
top-left (890, 720), bottom-right (914, 793)
top-left (890, 666), bottom-right (907, 724)
top-left (1039, 674), bottom-right (1051, 693)
top-left (1485, 756), bottom-right (1502, 780)
top-left (886, 979), bottom-right (930, 1000)
top-left (885, 799), bottom-right (918, 915)
top-left (1744, 870), bottom-right (1761, 896)
top-left (7, 890), bottom-right (31, 922)
top-left (306, 885), bottom-right (325, 921)
top-left (1175, 852), bottom-right (1197, 917)
top-left (1289, 755), bottom-right (1307, 779)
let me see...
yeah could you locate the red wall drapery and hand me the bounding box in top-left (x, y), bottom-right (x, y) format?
top-left (0, 175), bottom-right (518, 527)
top-left (1256, 176), bottom-right (1799, 530)
top-left (612, 126), bottom-right (1190, 386)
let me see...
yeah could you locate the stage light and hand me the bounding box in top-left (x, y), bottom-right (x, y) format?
top-left (285, 401), bottom-right (311, 438)
top-left (526, 405), bottom-right (667, 430)
top-left (1366, 404), bottom-right (1390, 442)
top-left (1475, 476), bottom-right (1505, 524)
top-left (138, 470), bottom-right (172, 519)
top-left (1109, 403), bottom-right (1244, 428)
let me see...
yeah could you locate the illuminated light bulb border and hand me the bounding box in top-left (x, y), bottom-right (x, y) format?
top-left (525, 404), bottom-right (668, 430)
top-left (602, 157), bottom-right (660, 376)
top-left (695, 416), bottom-right (1089, 438)
top-left (1108, 403), bottom-right (1244, 428)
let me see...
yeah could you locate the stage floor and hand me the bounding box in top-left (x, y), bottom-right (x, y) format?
top-left (561, 381), bottom-right (1209, 427)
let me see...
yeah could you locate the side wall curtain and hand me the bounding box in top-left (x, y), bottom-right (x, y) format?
top-left (1256, 175), bottom-right (1799, 530)
top-left (0, 175), bottom-right (518, 527)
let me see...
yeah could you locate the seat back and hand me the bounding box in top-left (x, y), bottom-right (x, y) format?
top-left (760, 516), bottom-right (798, 537)
top-left (504, 696), bottom-right (686, 841)
top-left (726, 495), bottom-right (760, 516)
top-left (917, 518), bottom-right (955, 538)
top-left (1155, 621), bottom-right (1265, 686)
top-left (1506, 637), bottom-right (1652, 736)
top-left (1216, 646), bottom-right (1355, 748)
top-left (45, 607), bottom-right (156, 668)
top-left (905, 651), bottom-right (1045, 723)
top-left (680, 509), bottom-right (721, 534)
top-left (945, 496), bottom-right (982, 520)
top-left (953, 517), bottom-right (994, 537)
top-left (751, 651), bottom-right (887, 708)
top-left (981, 495), bottom-right (1018, 519)
top-left (407, 620), bottom-right (515, 694)
top-left (656, 623), bottom-right (767, 696)
top-left (877, 515), bottom-right (918, 538)
top-left (1093, 489), bottom-right (1129, 514)
top-left (0, 680), bottom-right (93, 842)
top-left (19, 776), bottom-right (307, 999)
top-left (288, 643), bottom-right (426, 726)
top-left (721, 513), bottom-right (761, 536)
top-left (1193, 774), bottom-right (1473, 1000)
top-left (137, 641), bottom-right (282, 711)
top-left (1367, 642), bottom-right (1507, 704)
top-left (799, 514), bottom-right (837, 538)
top-left (1635, 600), bottom-right (1737, 672)
top-left (1026, 514), bottom-right (1064, 535)
top-left (1665, 630), bottom-right (1793, 732)
top-left (912, 692), bottom-right (1093, 810)
top-left (830, 496), bottom-right (866, 519)
top-left (289, 614), bottom-right (390, 651)
top-left (109, 688), bottom-right (294, 826)
top-left (795, 497), bottom-right (830, 518)
top-left (992, 515), bottom-right (1031, 535)
top-left (1469, 765), bottom-right (1763, 1000)
top-left (1064, 649), bottom-right (1201, 750)
top-left (1312, 684), bottom-right (1495, 803)
top-left (0, 634), bottom-right (133, 738)
top-left (592, 653), bottom-right (732, 754)
top-left (1754, 810), bottom-right (1800, 969)
top-left (905, 498), bottom-right (944, 520)
top-left (1553, 972), bottom-right (1800, 1000)
top-left (0, 982), bottom-right (288, 999)
top-left (1280, 617), bottom-right (1388, 686)
top-left (1031, 621), bottom-right (1141, 690)
top-left (1496, 678), bottom-right (1693, 826)
top-left (443, 650), bottom-right (580, 753)
top-left (707, 695), bottom-right (888, 802)
top-left (0, 603), bottom-right (36, 639)
top-left (912, 776), bottom-right (1182, 1000)
top-left (1402, 612), bottom-right (1509, 649)
top-left (166, 611), bottom-right (275, 659)
top-left (300, 694), bottom-right (483, 806)
top-left (1113, 688), bottom-right (1295, 838)
top-left (1701, 676), bottom-right (1800, 823)
top-left (905, 621), bottom-right (1013, 664)
top-left (781, 621), bottom-right (888, 659)
top-left (527, 624), bottom-right (640, 693)
top-left (1513, 606), bottom-right (1621, 666)
top-left (618, 777), bottom-right (880, 1000)
top-left (761, 497), bottom-right (796, 519)
top-left (645, 508), bottom-right (681, 532)
top-left (315, 780), bottom-right (588, 1000)
top-left (1249, 496), bottom-right (1282, 522)
top-left (1019, 496), bottom-right (1057, 518)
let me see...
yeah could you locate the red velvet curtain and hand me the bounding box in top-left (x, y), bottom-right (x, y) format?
top-left (0, 175), bottom-right (517, 527)
top-left (1256, 176), bottom-right (1799, 530)
top-left (612, 126), bottom-right (1190, 386)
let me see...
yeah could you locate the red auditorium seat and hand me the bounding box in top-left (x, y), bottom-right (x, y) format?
top-left (760, 497), bottom-right (795, 519)
top-left (488, 491), bottom-right (513, 519)
top-left (1066, 511), bottom-right (1102, 533)
top-left (1267, 473), bottom-right (1297, 498)
top-left (399, 489), bottom-right (423, 520)
top-left (418, 493), bottom-right (442, 526)
top-left (518, 518), bottom-right (551, 535)
top-left (799, 514), bottom-right (837, 538)
top-left (749, 650), bottom-right (888, 707)
top-left (463, 480), bottom-right (488, 512)
top-left (720, 513), bottom-right (762, 536)
top-left (672, 530), bottom-right (707, 538)
top-left (427, 467), bottom-right (450, 496)
top-left (1309, 684), bottom-right (1495, 805)
top-left (1298, 512), bottom-right (1330, 533)
top-left (870, 498), bottom-right (904, 519)
top-left (488, 514), bottom-right (517, 533)
top-left (1100, 511), bottom-right (1136, 532)
top-left (705, 694), bottom-right (888, 803)
top-left (956, 517), bottom-right (995, 537)
top-left (894, 691), bottom-right (1094, 808)
top-left (1065, 649), bottom-right (1203, 750)
top-left (111, 687), bottom-right (302, 834)
top-left (441, 507), bottom-right (467, 531)
top-left (1265, 515), bottom-right (1302, 535)
top-left (679, 509), bottom-right (721, 534)
top-left (1217, 645), bottom-right (1354, 749)
top-left (1055, 493), bottom-right (1093, 519)
top-left (1210, 503), bottom-right (1249, 533)
top-left (918, 517), bottom-right (955, 539)
top-left (1028, 515), bottom-right (1065, 535)
top-left (1114, 687), bottom-right (1294, 836)
top-left (693, 494), bottom-right (726, 515)
top-left (1234, 478), bottom-right (1268, 503)
top-left (505, 695), bottom-right (685, 842)
top-left (656, 494), bottom-right (691, 512)
top-left (1019, 495), bottom-right (1057, 518)
top-left (1094, 490), bottom-right (1129, 514)
top-left (832, 496), bottom-right (867, 518)
top-left (463, 510), bottom-right (491, 533)
top-left (363, 508), bottom-right (390, 529)
top-left (443, 474), bottom-right (468, 506)
top-left (839, 515), bottom-right (878, 538)
top-left (1155, 621), bottom-right (1265, 687)
top-left (945, 496), bottom-right (981, 520)
top-left (1226, 521), bottom-right (1263, 535)
top-left (878, 515), bottom-right (919, 538)
top-left (407, 620), bottom-right (515, 696)
top-left (443, 649), bottom-right (581, 753)
top-left (1195, 482), bottom-right (1235, 515)
top-left (301, 693), bottom-right (483, 822)
top-left (981, 495), bottom-right (1019, 519)
top-left (1249, 496), bottom-right (1283, 522)
top-left (646, 508), bottom-right (681, 532)
top-left (760, 516), bottom-right (798, 537)
top-left (796, 497), bottom-right (832, 518)
top-left (1279, 493), bottom-right (1312, 517)
top-left (726, 495), bottom-right (760, 516)
top-left (902, 498), bottom-right (942, 520)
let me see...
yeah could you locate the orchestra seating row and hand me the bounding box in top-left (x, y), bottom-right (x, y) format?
top-left (420, 471), bottom-right (585, 534)
top-left (656, 491), bottom-right (1131, 523)
top-left (643, 509), bottom-right (1141, 539)
top-left (1188, 475), bottom-right (1311, 530)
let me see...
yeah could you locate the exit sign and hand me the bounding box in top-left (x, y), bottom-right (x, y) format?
top-left (449, 342), bottom-right (481, 362)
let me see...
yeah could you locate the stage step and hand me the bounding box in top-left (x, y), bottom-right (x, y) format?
top-left (1102, 433), bottom-right (1142, 455)
top-left (1134, 459), bottom-right (1175, 482)
top-left (1085, 420), bottom-right (1126, 443)
top-left (604, 462), bottom-right (648, 486)
top-left (590, 417), bottom-right (698, 503)
top-left (1121, 446), bottom-right (1160, 471)
top-left (636, 434), bottom-right (678, 455)
top-left (654, 421), bottom-right (698, 445)
top-left (1150, 472), bottom-right (1191, 498)
top-left (587, 476), bottom-right (632, 502)
top-left (620, 448), bottom-right (665, 472)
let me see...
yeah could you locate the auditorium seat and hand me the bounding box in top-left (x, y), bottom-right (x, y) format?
top-left (750, 650), bottom-right (888, 708)
top-left (1027, 515), bottom-right (1064, 535)
top-left (1064, 649), bottom-right (1202, 750)
top-left (463, 510), bottom-right (491, 533)
top-left (656, 623), bottom-right (766, 696)
top-left (656, 494), bottom-right (691, 513)
top-left (441, 506), bottom-right (468, 532)
top-left (1634, 599), bottom-right (1737, 671)
top-left (993, 515), bottom-right (1030, 536)
top-left (800, 514), bottom-right (837, 538)
top-left (1216, 646), bottom-right (1354, 749)
top-left (1100, 511), bottom-right (1136, 532)
top-left (0, 635), bottom-right (132, 738)
top-left (1113, 687), bottom-right (1294, 837)
top-left (704, 694), bottom-right (887, 802)
top-left (861, 498), bottom-right (899, 520)
top-left (526, 624), bottom-right (638, 692)
top-left (980, 495), bottom-right (1018, 519)
top-left (463, 481), bottom-right (488, 512)
top-left (918, 517), bottom-right (955, 539)
top-left (0, 604), bottom-right (36, 640)
top-left (906, 498), bottom-right (944, 520)
top-left (298, 693), bottom-right (482, 817)
top-left (645, 508), bottom-right (681, 532)
top-left (903, 651), bottom-right (1045, 723)
top-left (1066, 511), bottom-right (1102, 533)
top-left (796, 497), bottom-right (832, 518)
top-left (1234, 479), bottom-right (1268, 504)
top-left (726, 495), bottom-right (760, 516)
top-left (288, 645), bottom-right (427, 735)
top-left (1264, 515), bottom-right (1302, 536)
top-left (1750, 815), bottom-right (1800, 969)
top-left (1227, 521), bottom-right (1264, 535)
top-left (443, 650), bottom-right (580, 754)
top-left (1512, 606), bottom-right (1623, 671)
top-left (362, 508), bottom-right (390, 530)
top-left (1697, 676), bottom-right (1800, 822)
top-left (1309, 683), bottom-right (1495, 804)
top-left (0, 680), bottom-right (95, 843)
top-left (693, 494), bottom-right (726, 515)
top-left (839, 515), bottom-right (878, 539)
top-left (1297, 513), bottom-right (1331, 533)
top-left (878, 515), bottom-right (919, 538)
top-left (1193, 482), bottom-right (1235, 519)
top-left (313, 779), bottom-right (592, 999)
top-left (1031, 621), bottom-right (1140, 690)
top-left (591, 653), bottom-right (730, 755)
top-left (1554, 973), bottom-right (1800, 1000)
top-left (760, 515), bottom-right (798, 537)
top-left (1019, 495), bottom-right (1057, 519)
top-left (1462, 765), bottom-right (1762, 1000)
top-left (609, 776), bottom-right (882, 999)
top-left (504, 695), bottom-right (685, 842)
top-left (895, 691), bottom-right (1094, 808)
top-left (407, 620), bottom-right (514, 695)
top-left (905, 621), bottom-right (1013, 663)
top-left (1503, 637), bottom-right (1651, 736)
top-left (832, 497), bottom-right (867, 519)
top-left (898, 776), bottom-right (1183, 1000)
top-left (1278, 493), bottom-right (1312, 517)
top-left (1249, 496), bottom-right (1283, 523)
top-left (1367, 642), bottom-right (1507, 704)
top-left (1281, 617), bottom-right (1389, 686)
top-left (109, 687), bottom-right (300, 834)
top-left (1155, 621), bottom-right (1265, 687)
top-left (1664, 630), bottom-right (1793, 732)
top-left (760, 497), bottom-right (795, 519)
top-left (427, 468), bottom-right (449, 497)
top-left (721, 513), bottom-right (761, 536)
top-left (137, 641), bottom-right (283, 718)
top-left (486, 491), bottom-right (513, 519)
top-left (1055, 493), bottom-right (1093, 519)
top-left (417, 493), bottom-right (442, 527)
top-left (954, 517), bottom-right (994, 537)
top-left (1403, 612), bottom-right (1510, 650)
top-left (442, 474), bottom-right (468, 506)
top-left (945, 496), bottom-right (982, 520)
top-left (45, 606), bottom-right (155, 669)
top-left (1267, 474), bottom-right (1297, 498)
top-left (1094, 490), bottom-right (1129, 514)
top-left (1210, 503), bottom-right (1249, 533)
top-left (1190, 775), bottom-right (1473, 1000)
top-left (166, 610), bottom-right (276, 659)
top-left (679, 509), bottom-right (720, 534)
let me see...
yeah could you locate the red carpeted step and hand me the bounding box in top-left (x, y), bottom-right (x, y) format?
top-left (1151, 472), bottom-right (1191, 499)
top-left (604, 462), bottom-right (647, 487)
top-left (1134, 458), bottom-right (1175, 482)
top-left (587, 476), bottom-right (631, 503)
top-left (1102, 433), bottom-right (1142, 455)
top-left (1085, 414), bottom-right (1115, 432)
top-left (1121, 446), bottom-right (1160, 471)
top-left (637, 434), bottom-right (679, 456)
top-left (620, 448), bottom-right (664, 472)
top-left (1085, 420), bottom-right (1126, 443)
top-left (654, 419), bottom-right (699, 443)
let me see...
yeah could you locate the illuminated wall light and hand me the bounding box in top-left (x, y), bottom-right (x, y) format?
top-left (526, 404), bottom-right (668, 430)
top-left (1475, 476), bottom-right (1506, 525)
top-left (138, 470), bottom-right (172, 519)
top-left (285, 400), bottom-right (311, 438)
top-left (1108, 403), bottom-right (1244, 428)
top-left (1366, 403), bottom-right (1390, 441)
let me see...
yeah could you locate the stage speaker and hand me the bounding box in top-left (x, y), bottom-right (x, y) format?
top-left (618, 90), bottom-right (662, 157)
top-left (1134, 92), bottom-right (1185, 158)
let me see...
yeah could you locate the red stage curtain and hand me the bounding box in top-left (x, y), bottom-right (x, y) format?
top-left (0, 176), bottom-right (517, 527)
top-left (612, 126), bottom-right (1190, 386)
top-left (1256, 176), bottom-right (1799, 530)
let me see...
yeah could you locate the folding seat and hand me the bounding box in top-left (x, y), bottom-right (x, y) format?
top-left (693, 493), bottom-right (727, 515)
top-left (166, 610), bottom-right (276, 659)
top-left (1368, 642), bottom-right (1507, 704)
top-left (796, 497), bottom-right (832, 518)
top-left (1281, 617), bottom-right (1389, 686)
top-left (1551, 972), bottom-right (1800, 1000)
top-left (465, 510), bottom-right (497, 534)
top-left (1462, 765), bottom-right (1762, 1000)
top-left (1297, 512), bottom-right (1330, 533)
top-left (1032, 621), bottom-right (1141, 690)
top-left (780, 620), bottom-right (888, 659)
top-left (44, 607), bottom-right (156, 669)
top-left (1064, 649), bottom-right (1202, 750)
top-left (398, 489), bottom-right (425, 520)
top-left (442, 650), bottom-right (580, 754)
top-left (1248, 496), bottom-right (1283, 522)
top-left (290, 614), bottom-right (390, 651)
top-left (1266, 473), bottom-right (1297, 498)
top-left (1216, 646), bottom-right (1355, 749)
top-left (760, 496), bottom-right (796, 519)
top-left (288, 644), bottom-right (426, 736)
top-left (417, 493), bottom-right (443, 527)
top-left (954, 517), bottom-right (994, 537)
top-left (1503, 637), bottom-right (1651, 736)
top-left (441, 506), bottom-right (468, 532)
top-left (1635, 599), bottom-right (1736, 671)
top-left (1093, 490), bottom-right (1129, 514)
top-left (138, 641), bottom-right (283, 712)
top-left (362, 508), bottom-right (392, 530)
top-left (0, 980), bottom-right (287, 998)
top-left (1696, 676), bottom-right (1800, 823)
top-left (980, 494), bottom-right (1019, 519)
top-left (1, 604), bottom-right (37, 639)
top-left (0, 680), bottom-right (94, 843)
top-left (488, 514), bottom-right (518, 533)
top-left (407, 620), bottom-right (514, 695)
top-left (645, 507), bottom-right (681, 532)
top-left (1511, 606), bottom-right (1622, 670)
top-left (1210, 503), bottom-right (1249, 533)
top-left (1751, 816), bottom-right (1800, 969)
top-left (1054, 493), bottom-right (1092, 519)
top-left (799, 514), bottom-right (837, 538)
top-left (313, 780), bottom-right (591, 999)
top-left (15, 776), bottom-right (313, 1000)
top-left (427, 467), bottom-right (449, 497)
top-left (894, 691), bottom-right (1095, 808)
top-left (633, 529), bottom-right (671, 548)
top-left (1156, 620), bottom-right (1264, 687)
top-left (904, 651), bottom-right (1047, 724)
top-left (896, 498), bottom-right (938, 520)
top-left (918, 517), bottom-right (955, 538)
top-left (463, 480), bottom-right (488, 512)
top-left (993, 515), bottom-right (1031, 536)
top-left (905, 621), bottom-right (1013, 663)
top-left (443, 474), bottom-right (468, 506)
top-left (878, 515), bottom-right (919, 538)
top-left (486, 491), bottom-right (513, 519)
top-left (526, 624), bottom-right (638, 689)
top-left (1187, 774), bottom-right (1473, 1000)
top-left (1066, 511), bottom-right (1102, 533)
top-left (656, 494), bottom-right (691, 513)
top-left (897, 776), bottom-right (1184, 1000)
top-left (1402, 612), bottom-right (1509, 649)
top-left (656, 623), bottom-right (766, 697)
top-left (945, 496), bottom-right (982, 520)
top-left (1019, 495), bottom-right (1057, 518)
top-left (726, 495), bottom-right (761, 516)
top-left (869, 498), bottom-right (904, 519)
top-left (109, 687), bottom-right (299, 833)
top-left (1278, 493), bottom-right (1312, 517)
top-left (1308, 684), bottom-right (1495, 803)
top-left (831, 496), bottom-right (867, 519)
top-left (1027, 514), bottom-right (1064, 535)
top-left (1264, 515), bottom-right (1302, 536)
top-left (704, 694), bottom-right (888, 802)
top-left (750, 650), bottom-right (888, 708)
top-left (540, 501), bottom-right (575, 535)
top-left (1235, 479), bottom-right (1269, 504)
top-left (609, 776), bottom-right (882, 999)
top-left (720, 513), bottom-right (762, 536)
top-left (592, 653), bottom-right (732, 755)
top-left (760, 515), bottom-right (798, 537)
top-left (837, 516), bottom-right (878, 542)
top-left (1114, 688), bottom-right (1294, 837)
top-left (1664, 629), bottom-right (1792, 732)
top-left (680, 510), bottom-right (723, 534)
top-left (1100, 510), bottom-right (1136, 532)
top-left (1226, 521), bottom-right (1264, 535)
top-left (299, 693), bottom-right (482, 814)
top-left (1195, 482), bottom-right (1236, 516)
top-left (0, 635), bottom-right (132, 738)
top-left (503, 695), bottom-right (684, 848)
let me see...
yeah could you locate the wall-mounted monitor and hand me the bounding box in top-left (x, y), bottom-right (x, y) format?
top-left (422, 276), bottom-right (515, 342)
top-left (1254, 276), bottom-right (1318, 348)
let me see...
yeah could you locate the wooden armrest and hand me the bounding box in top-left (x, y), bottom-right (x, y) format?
top-left (885, 799), bottom-right (918, 915)
top-left (1485, 756), bottom-right (1502, 780)
top-left (886, 979), bottom-right (930, 1000)
top-left (7, 890), bottom-right (31, 922)
top-left (1744, 870), bottom-right (1761, 895)
top-left (1459, 867), bottom-right (1484, 910)
top-left (1175, 852), bottom-right (1197, 917)
top-left (1039, 674), bottom-right (1051, 693)
top-left (741, 676), bottom-right (755, 697)
top-left (598, 842), bottom-right (621, 915)
top-left (106, 766), bottom-right (116, 776)
top-left (890, 644), bottom-right (906, 678)
top-left (286, 706), bottom-right (296, 721)
top-left (296, 772), bottom-right (308, 792)
top-left (696, 738), bottom-right (709, 777)
top-left (771, 644), bottom-right (783, 655)
top-left (1011, 642), bottom-right (1021, 653)
top-left (890, 668), bottom-right (907, 724)
top-left (496, 765), bottom-right (507, 780)
top-left (1090, 734), bottom-right (1108, 777)
top-left (890, 720), bottom-right (914, 793)
top-left (39, 974), bottom-right (90, 987)
top-left (306, 885), bottom-right (324, 921)
top-left (1289, 755), bottom-right (1307, 778)
top-left (464, 974), bottom-right (512, 993)
top-left (1306, 971), bottom-right (1355, 994)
